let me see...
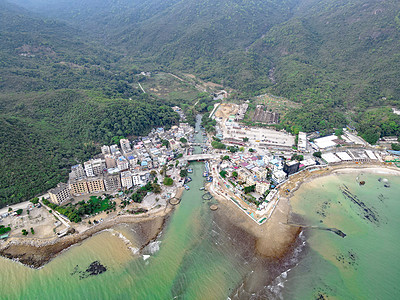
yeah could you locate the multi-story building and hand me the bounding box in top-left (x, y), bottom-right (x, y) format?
top-left (84, 161), bottom-right (94, 177)
top-left (117, 156), bottom-right (129, 171)
top-left (84, 159), bottom-right (105, 177)
top-left (283, 161), bottom-right (300, 176)
top-left (70, 164), bottom-right (85, 179)
top-left (101, 145), bottom-right (111, 155)
top-left (103, 174), bottom-right (121, 191)
top-left (256, 181), bottom-right (270, 195)
top-left (132, 174), bottom-right (143, 186)
top-left (69, 178), bottom-right (89, 195)
top-left (298, 132), bottom-right (307, 152)
top-left (110, 144), bottom-right (119, 154)
top-left (48, 183), bottom-right (71, 205)
top-left (121, 171), bottom-right (133, 189)
top-left (120, 139), bottom-right (132, 155)
top-left (91, 158), bottom-right (105, 175)
top-left (104, 154), bottom-right (117, 169)
top-left (86, 177), bottom-right (105, 193)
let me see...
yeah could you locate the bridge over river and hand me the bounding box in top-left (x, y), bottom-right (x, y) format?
top-left (184, 154), bottom-right (216, 161)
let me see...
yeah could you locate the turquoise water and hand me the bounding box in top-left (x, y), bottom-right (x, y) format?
top-left (1, 115), bottom-right (399, 299)
top-left (0, 116), bottom-right (260, 299)
top-left (281, 172), bottom-right (400, 300)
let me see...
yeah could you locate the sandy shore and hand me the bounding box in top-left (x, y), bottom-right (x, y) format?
top-left (0, 205), bottom-right (173, 268)
top-left (207, 162), bottom-right (400, 260)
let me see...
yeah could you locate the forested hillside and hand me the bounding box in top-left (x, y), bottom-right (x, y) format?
top-left (0, 1), bottom-right (179, 206)
top-left (2, 0), bottom-right (400, 205)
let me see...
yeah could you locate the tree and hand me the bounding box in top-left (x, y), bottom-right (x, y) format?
top-left (211, 141), bottom-right (226, 149)
top-left (8, 207), bottom-right (12, 212)
top-left (249, 148), bottom-right (255, 152)
top-left (335, 128), bottom-right (343, 137)
top-left (16, 209), bottom-right (23, 215)
top-left (21, 229), bottom-right (28, 236)
top-left (180, 137), bottom-right (187, 143)
top-left (243, 137), bottom-right (249, 142)
top-left (30, 197), bottom-right (39, 205)
top-left (228, 146), bottom-right (239, 153)
top-left (150, 170), bottom-right (157, 178)
top-left (163, 177), bottom-right (173, 186)
top-left (239, 147), bottom-right (245, 152)
top-left (175, 160), bottom-right (179, 167)
top-left (221, 155), bottom-right (230, 160)
top-left (152, 183), bottom-right (162, 194)
top-left (232, 171), bottom-right (238, 178)
top-left (313, 151), bottom-right (322, 158)
top-left (180, 169), bottom-right (188, 178)
top-left (392, 143), bottom-right (400, 151)
top-left (244, 185), bottom-right (256, 194)
top-left (219, 170), bottom-right (227, 178)
top-left (161, 139), bottom-right (170, 148)
top-left (30, 227), bottom-right (35, 235)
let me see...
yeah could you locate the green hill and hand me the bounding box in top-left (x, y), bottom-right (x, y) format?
top-left (1, 0), bottom-right (400, 205)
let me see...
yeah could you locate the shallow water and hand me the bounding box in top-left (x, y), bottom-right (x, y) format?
top-left (0, 116), bottom-right (265, 299)
top-left (282, 172), bottom-right (400, 299)
top-left (1, 116), bottom-right (399, 299)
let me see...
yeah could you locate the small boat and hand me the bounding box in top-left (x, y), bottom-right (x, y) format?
top-left (203, 171), bottom-right (208, 177)
top-left (184, 185), bottom-right (190, 190)
top-left (188, 168), bottom-right (193, 173)
top-left (199, 187), bottom-right (205, 191)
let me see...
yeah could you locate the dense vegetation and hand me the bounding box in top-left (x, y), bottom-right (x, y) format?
top-left (43, 196), bottom-right (116, 223)
top-left (2, 0), bottom-right (400, 206)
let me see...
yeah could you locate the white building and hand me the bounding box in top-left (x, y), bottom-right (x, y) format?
top-left (132, 174), bottom-right (143, 186)
top-left (298, 132), bottom-right (307, 151)
top-left (256, 181), bottom-right (270, 195)
top-left (70, 164), bottom-right (85, 179)
top-left (272, 170), bottom-right (287, 184)
top-left (110, 144), bottom-right (119, 154)
top-left (101, 145), bottom-right (111, 155)
top-left (336, 152), bottom-right (352, 161)
top-left (321, 153), bottom-right (341, 163)
top-left (120, 139), bottom-right (132, 155)
top-left (314, 135), bottom-right (338, 150)
top-left (120, 171), bottom-right (133, 189)
top-left (117, 156), bottom-right (129, 171)
top-left (84, 159), bottom-right (105, 177)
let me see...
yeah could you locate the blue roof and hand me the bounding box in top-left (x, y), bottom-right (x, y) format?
top-left (388, 150), bottom-right (400, 156)
top-left (141, 161), bottom-right (148, 166)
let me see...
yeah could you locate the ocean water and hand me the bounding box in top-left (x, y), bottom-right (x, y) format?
top-left (1, 115), bottom-right (399, 300)
top-left (281, 171), bottom-right (400, 300)
top-left (0, 116), bottom-right (264, 299)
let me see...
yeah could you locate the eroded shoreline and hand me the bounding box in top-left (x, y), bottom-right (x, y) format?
top-left (0, 206), bottom-right (173, 268)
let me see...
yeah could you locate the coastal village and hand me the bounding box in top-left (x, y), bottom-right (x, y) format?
top-left (1, 98), bottom-right (399, 246)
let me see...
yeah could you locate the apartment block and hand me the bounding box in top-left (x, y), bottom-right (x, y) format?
top-left (69, 178), bottom-right (89, 195)
top-left (70, 164), bottom-right (85, 179)
top-left (103, 174), bottom-right (121, 191)
top-left (86, 177), bottom-right (105, 193)
top-left (120, 139), bottom-right (132, 155)
top-left (101, 145), bottom-right (111, 155)
top-left (48, 183), bottom-right (71, 205)
top-left (121, 171), bottom-right (133, 189)
top-left (105, 154), bottom-right (117, 169)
